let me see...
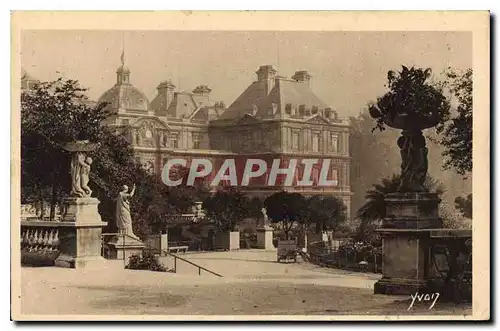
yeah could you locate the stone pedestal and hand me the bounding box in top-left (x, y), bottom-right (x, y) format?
top-left (214, 231), bottom-right (240, 251)
top-left (108, 235), bottom-right (145, 261)
top-left (161, 232), bottom-right (169, 253)
top-left (60, 197), bottom-right (102, 224)
top-left (257, 225), bottom-right (275, 250)
top-left (374, 192), bottom-right (442, 295)
top-left (54, 197), bottom-right (107, 269)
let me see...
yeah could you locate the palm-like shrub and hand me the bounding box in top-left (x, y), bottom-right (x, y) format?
top-left (356, 174), bottom-right (444, 240)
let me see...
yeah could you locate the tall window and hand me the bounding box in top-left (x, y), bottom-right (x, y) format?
top-left (330, 134), bottom-right (339, 153)
top-left (312, 134), bottom-right (319, 152)
top-left (292, 132), bottom-right (299, 150)
top-left (170, 133), bottom-right (179, 149)
top-left (193, 134), bottom-right (202, 149)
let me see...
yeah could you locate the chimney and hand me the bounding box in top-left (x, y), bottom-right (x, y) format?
top-left (192, 85), bottom-right (211, 106)
top-left (256, 65), bottom-right (277, 95)
top-left (156, 80), bottom-right (176, 109)
top-left (292, 70), bottom-right (311, 86)
top-left (192, 85), bottom-right (212, 97)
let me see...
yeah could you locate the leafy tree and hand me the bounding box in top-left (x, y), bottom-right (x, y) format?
top-left (246, 196), bottom-right (264, 225)
top-left (435, 68), bottom-right (472, 176)
top-left (349, 109), bottom-right (401, 214)
top-left (307, 195), bottom-right (347, 233)
top-left (21, 78), bottom-right (109, 219)
top-left (454, 193), bottom-right (472, 219)
top-left (264, 191), bottom-right (309, 240)
top-left (202, 187), bottom-right (249, 232)
top-left (355, 174), bottom-right (444, 243)
top-left (369, 66), bottom-right (451, 132)
top-left (21, 78), bottom-right (205, 237)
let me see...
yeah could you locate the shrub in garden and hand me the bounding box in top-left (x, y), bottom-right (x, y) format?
top-left (125, 252), bottom-right (171, 272)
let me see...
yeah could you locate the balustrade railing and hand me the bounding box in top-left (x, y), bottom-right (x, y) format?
top-left (21, 222), bottom-right (61, 266)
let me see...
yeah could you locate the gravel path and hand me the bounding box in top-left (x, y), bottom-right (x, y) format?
top-left (18, 250), bottom-right (471, 317)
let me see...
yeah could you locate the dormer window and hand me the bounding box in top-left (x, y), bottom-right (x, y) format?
top-left (312, 106), bottom-right (319, 115)
top-left (285, 103), bottom-right (292, 115)
top-left (299, 105), bottom-right (306, 116)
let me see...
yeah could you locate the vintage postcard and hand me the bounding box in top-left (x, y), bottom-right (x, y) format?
top-left (11, 11), bottom-right (490, 321)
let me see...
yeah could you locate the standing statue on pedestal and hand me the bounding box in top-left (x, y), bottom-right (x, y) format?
top-left (261, 207), bottom-right (268, 226)
top-left (115, 184), bottom-right (140, 240)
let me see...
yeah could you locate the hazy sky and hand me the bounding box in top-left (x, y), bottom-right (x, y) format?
top-left (21, 30), bottom-right (471, 118)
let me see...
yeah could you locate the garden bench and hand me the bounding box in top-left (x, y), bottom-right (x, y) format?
top-left (167, 246), bottom-right (189, 254)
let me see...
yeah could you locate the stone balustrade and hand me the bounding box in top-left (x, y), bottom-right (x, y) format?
top-left (21, 221), bottom-right (62, 266)
top-left (21, 226), bottom-right (60, 253)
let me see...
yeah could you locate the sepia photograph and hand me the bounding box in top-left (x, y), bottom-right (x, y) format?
top-left (10, 11), bottom-right (490, 321)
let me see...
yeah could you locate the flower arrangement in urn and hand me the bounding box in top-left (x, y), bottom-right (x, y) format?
top-left (369, 66), bottom-right (450, 192)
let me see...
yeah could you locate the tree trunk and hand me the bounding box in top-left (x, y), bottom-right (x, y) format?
top-left (38, 188), bottom-right (44, 218)
top-left (49, 170), bottom-right (57, 221)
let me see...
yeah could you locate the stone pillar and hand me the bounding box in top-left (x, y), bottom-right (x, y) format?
top-left (257, 225), bottom-right (275, 250)
top-left (161, 231), bottom-right (169, 254)
top-left (374, 192), bottom-right (442, 295)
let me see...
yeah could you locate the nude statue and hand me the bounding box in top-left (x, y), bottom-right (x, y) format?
top-left (80, 157), bottom-right (93, 197)
top-left (70, 152), bottom-right (87, 197)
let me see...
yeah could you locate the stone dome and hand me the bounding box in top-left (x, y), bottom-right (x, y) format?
top-left (99, 84), bottom-right (150, 111)
top-left (98, 63), bottom-right (149, 111)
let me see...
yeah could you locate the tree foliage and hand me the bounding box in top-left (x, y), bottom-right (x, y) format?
top-left (369, 66), bottom-right (451, 132)
top-left (349, 109), bottom-right (401, 214)
top-left (356, 174), bottom-right (444, 224)
top-left (21, 78), bottom-right (205, 236)
top-left (435, 68), bottom-right (473, 175)
top-left (202, 187), bottom-right (249, 232)
top-left (454, 193), bottom-right (472, 219)
top-left (264, 191), bottom-right (309, 240)
top-left (307, 195), bottom-right (347, 233)
top-left (246, 196), bottom-right (264, 224)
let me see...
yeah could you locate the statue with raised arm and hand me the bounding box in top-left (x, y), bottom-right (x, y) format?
top-left (115, 184), bottom-right (139, 240)
top-left (261, 207), bottom-right (269, 226)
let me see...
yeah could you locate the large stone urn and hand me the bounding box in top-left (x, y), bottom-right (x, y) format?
top-left (371, 109), bottom-right (444, 294)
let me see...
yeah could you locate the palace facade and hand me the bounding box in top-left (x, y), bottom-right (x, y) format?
top-left (22, 59), bottom-right (353, 217)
